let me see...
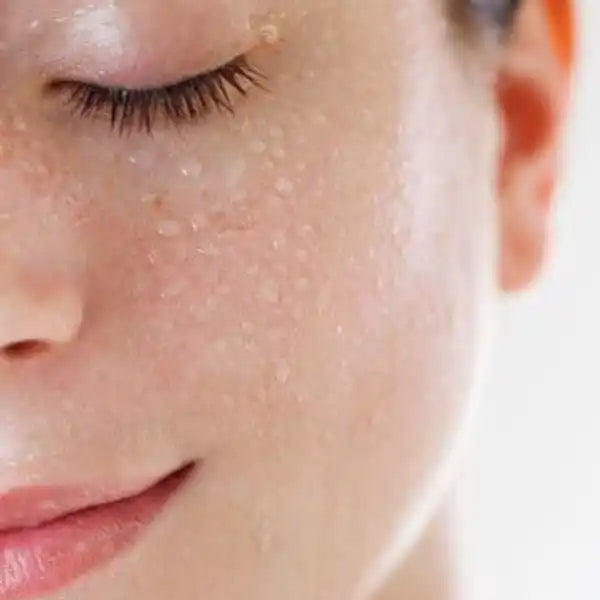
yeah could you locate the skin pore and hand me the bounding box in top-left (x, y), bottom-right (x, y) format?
top-left (0, 1), bottom-right (572, 599)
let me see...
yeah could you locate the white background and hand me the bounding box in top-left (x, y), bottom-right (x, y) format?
top-left (463, 2), bottom-right (599, 598)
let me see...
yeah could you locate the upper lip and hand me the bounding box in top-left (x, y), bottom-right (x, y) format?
top-left (0, 462), bottom-right (195, 532)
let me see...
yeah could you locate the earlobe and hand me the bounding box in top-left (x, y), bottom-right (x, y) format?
top-left (497, 0), bottom-right (574, 293)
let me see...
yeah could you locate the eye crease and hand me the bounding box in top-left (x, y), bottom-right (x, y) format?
top-left (46, 54), bottom-right (269, 135)
top-left (470, 0), bottom-right (523, 28)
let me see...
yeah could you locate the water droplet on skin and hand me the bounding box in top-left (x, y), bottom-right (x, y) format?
top-left (249, 140), bottom-right (267, 154)
top-left (141, 192), bottom-right (162, 208)
top-left (316, 288), bottom-right (330, 312)
top-left (190, 212), bottom-right (209, 232)
top-left (260, 23), bottom-right (280, 44)
top-left (160, 278), bottom-right (187, 299)
top-left (156, 220), bottom-right (184, 238)
top-left (275, 360), bottom-right (291, 384)
top-left (258, 278), bottom-right (280, 304)
top-left (312, 111), bottom-right (328, 125)
top-left (275, 178), bottom-right (294, 196)
top-left (12, 116), bottom-right (27, 132)
top-left (271, 146), bottom-right (285, 160)
top-left (251, 515), bottom-right (274, 554)
top-left (271, 230), bottom-right (287, 250)
top-left (196, 242), bottom-right (220, 257)
top-left (294, 278), bottom-right (309, 291)
top-left (232, 189), bottom-right (248, 204)
top-left (291, 304), bottom-right (304, 321)
top-left (226, 157), bottom-right (247, 188)
top-left (301, 68), bottom-right (316, 81)
top-left (241, 321), bottom-right (255, 335)
top-left (29, 20), bottom-right (40, 31)
top-left (127, 148), bottom-right (154, 169)
top-left (179, 159), bottom-right (204, 177)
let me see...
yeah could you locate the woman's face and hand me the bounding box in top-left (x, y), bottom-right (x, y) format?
top-left (0, 1), bottom-right (503, 599)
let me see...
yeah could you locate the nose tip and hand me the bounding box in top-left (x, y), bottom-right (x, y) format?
top-left (0, 273), bottom-right (84, 361)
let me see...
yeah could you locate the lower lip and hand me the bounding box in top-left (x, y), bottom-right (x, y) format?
top-left (0, 463), bottom-right (195, 600)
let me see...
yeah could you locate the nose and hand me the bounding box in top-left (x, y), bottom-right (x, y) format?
top-left (0, 261), bottom-right (84, 360)
top-left (0, 122), bottom-right (87, 362)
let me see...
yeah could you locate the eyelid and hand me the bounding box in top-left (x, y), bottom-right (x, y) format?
top-left (46, 54), bottom-right (270, 135)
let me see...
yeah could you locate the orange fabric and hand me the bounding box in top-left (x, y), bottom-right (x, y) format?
top-left (544, 0), bottom-right (575, 71)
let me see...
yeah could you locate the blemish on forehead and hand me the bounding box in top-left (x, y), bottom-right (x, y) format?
top-left (67, 3), bottom-right (128, 55)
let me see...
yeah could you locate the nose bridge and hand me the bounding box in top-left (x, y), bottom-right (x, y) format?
top-left (0, 150), bottom-right (87, 360)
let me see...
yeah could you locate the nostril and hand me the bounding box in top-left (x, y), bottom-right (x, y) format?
top-left (3, 340), bottom-right (51, 359)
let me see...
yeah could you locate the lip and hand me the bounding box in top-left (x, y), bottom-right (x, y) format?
top-left (0, 461), bottom-right (197, 600)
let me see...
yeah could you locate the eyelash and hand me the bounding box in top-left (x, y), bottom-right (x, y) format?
top-left (48, 54), bottom-right (269, 135)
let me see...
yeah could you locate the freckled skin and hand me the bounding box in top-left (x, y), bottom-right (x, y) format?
top-left (0, 1), bottom-right (502, 599)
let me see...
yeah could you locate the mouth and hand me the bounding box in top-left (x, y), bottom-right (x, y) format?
top-left (0, 460), bottom-right (198, 600)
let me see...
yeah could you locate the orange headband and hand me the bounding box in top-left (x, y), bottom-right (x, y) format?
top-left (544, 0), bottom-right (575, 71)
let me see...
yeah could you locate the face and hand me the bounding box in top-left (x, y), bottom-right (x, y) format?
top-left (0, 1), bottom-right (504, 599)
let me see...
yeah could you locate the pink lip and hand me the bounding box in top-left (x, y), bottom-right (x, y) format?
top-left (0, 461), bottom-right (196, 600)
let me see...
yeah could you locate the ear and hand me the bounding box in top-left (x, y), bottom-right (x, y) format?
top-left (497, 0), bottom-right (575, 292)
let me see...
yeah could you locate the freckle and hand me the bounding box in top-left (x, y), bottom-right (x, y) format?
top-left (275, 178), bottom-right (294, 196)
top-left (156, 219), bottom-right (184, 238)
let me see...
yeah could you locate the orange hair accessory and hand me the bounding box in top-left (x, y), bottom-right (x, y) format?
top-left (544, 0), bottom-right (575, 71)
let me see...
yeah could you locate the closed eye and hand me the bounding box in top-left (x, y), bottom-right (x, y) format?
top-left (46, 54), bottom-right (269, 135)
